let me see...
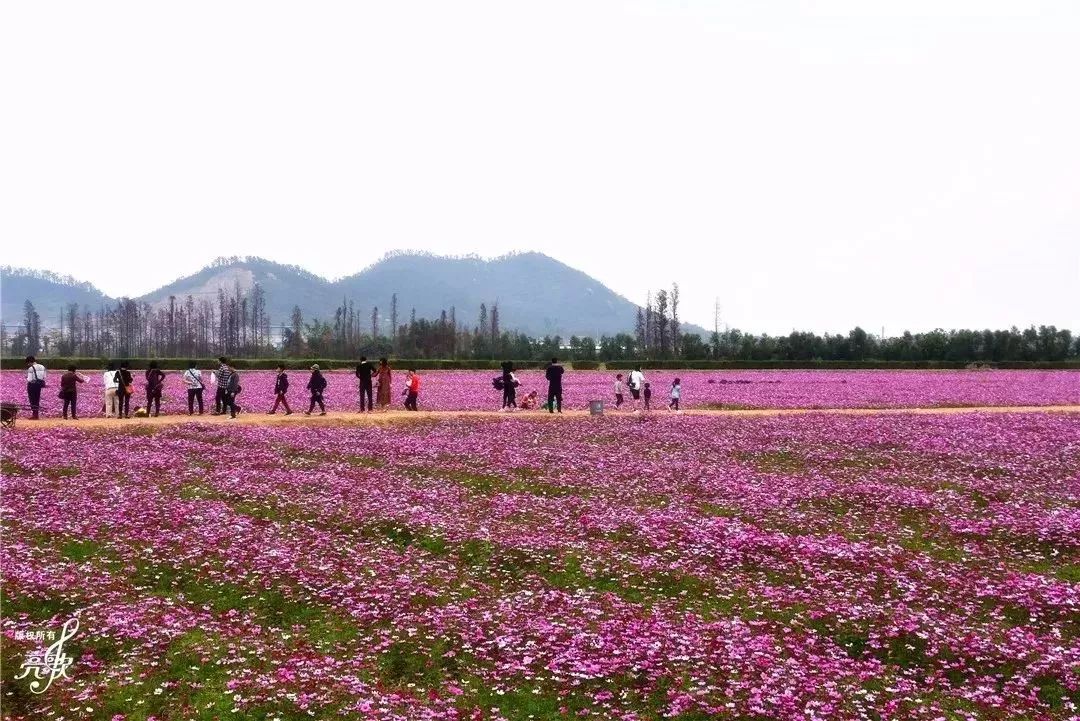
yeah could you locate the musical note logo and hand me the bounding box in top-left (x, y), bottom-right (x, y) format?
top-left (14, 617), bottom-right (79, 694)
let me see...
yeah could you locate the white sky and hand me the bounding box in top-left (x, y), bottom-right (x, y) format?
top-left (1, 1), bottom-right (1078, 335)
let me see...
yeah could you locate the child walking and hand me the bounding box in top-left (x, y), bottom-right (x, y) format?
top-left (669, 378), bottom-right (681, 412)
top-left (643, 382), bottom-right (652, 412)
top-left (269, 364), bottom-right (292, 415)
top-left (403, 370), bottom-right (420, 411)
top-left (613, 374), bottom-right (625, 409)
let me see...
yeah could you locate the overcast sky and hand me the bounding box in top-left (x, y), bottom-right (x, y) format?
top-left (2, 1), bottom-right (1077, 335)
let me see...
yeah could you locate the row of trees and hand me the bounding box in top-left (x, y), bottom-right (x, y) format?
top-left (3, 283), bottom-right (1078, 362)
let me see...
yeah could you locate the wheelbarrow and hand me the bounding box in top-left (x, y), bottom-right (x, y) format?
top-left (1, 402), bottom-right (22, 428)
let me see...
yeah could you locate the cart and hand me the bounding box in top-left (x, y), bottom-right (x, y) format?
top-left (1, 402), bottom-right (20, 428)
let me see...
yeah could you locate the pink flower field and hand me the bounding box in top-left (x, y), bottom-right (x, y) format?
top-left (2, 411), bottom-right (1078, 720)
top-left (3, 369), bottom-right (1079, 415)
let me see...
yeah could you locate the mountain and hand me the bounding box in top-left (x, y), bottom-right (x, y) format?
top-left (332, 252), bottom-right (643, 337)
top-left (135, 257), bottom-right (337, 324)
top-left (0, 267), bottom-right (113, 326)
top-left (2, 253), bottom-right (696, 339)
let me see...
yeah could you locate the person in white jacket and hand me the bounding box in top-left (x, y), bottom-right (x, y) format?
top-left (103, 362), bottom-right (119, 417)
top-left (626, 366), bottom-right (646, 412)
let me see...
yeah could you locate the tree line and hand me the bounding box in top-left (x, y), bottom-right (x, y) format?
top-left (3, 281), bottom-right (1077, 363)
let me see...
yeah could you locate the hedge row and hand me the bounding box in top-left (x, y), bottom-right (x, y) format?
top-left (5, 357), bottom-right (1079, 371)
top-left (604, 359), bottom-right (1080, 370)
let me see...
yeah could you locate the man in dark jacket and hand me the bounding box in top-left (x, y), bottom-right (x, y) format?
top-left (270, 364), bottom-right (292, 415)
top-left (305, 364), bottom-right (327, 416)
top-left (355, 356), bottom-right (375, 412)
top-left (545, 357), bottom-right (564, 414)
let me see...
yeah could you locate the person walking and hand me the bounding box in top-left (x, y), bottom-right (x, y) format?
top-left (643, 382), bottom-right (652, 412)
top-left (212, 357), bottom-right (232, 415)
top-left (223, 365), bottom-right (241, 418)
top-left (145, 361), bottom-right (167, 417)
top-left (114, 362), bottom-right (134, 419)
top-left (613, 373), bottom-right (625, 410)
top-left (402, 369), bottom-right (420, 411)
top-left (627, 366), bottom-right (646, 412)
top-left (376, 358), bottom-right (392, 410)
top-left (182, 361), bottom-right (205, 415)
top-left (269, 364), bottom-right (292, 415)
top-left (355, 356), bottom-right (375, 413)
top-left (305, 364), bottom-right (327, 416)
top-left (59, 365), bottom-right (87, 420)
top-left (25, 356), bottom-right (47, 420)
top-left (669, 378), bottom-right (682, 412)
top-left (103, 362), bottom-right (119, 417)
top-left (545, 357), bottom-right (564, 414)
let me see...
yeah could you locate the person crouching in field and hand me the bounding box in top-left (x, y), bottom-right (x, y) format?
top-left (103, 362), bottom-right (119, 417)
top-left (269, 364), bottom-right (292, 415)
top-left (183, 361), bottom-right (204, 415)
top-left (613, 373), bottom-right (625, 409)
top-left (115, 362), bottom-right (134, 419)
top-left (145, 361), bottom-right (166, 417)
top-left (59, 366), bottom-right (87, 420)
top-left (305, 364), bottom-right (327, 416)
top-left (519, 390), bottom-right (539, 410)
top-left (643, 382), bottom-right (652, 412)
top-left (669, 378), bottom-right (681, 412)
top-left (403, 370), bottom-right (420, 411)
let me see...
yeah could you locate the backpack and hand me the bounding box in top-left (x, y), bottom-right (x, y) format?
top-left (492, 377), bottom-right (505, 391)
top-left (227, 372), bottom-right (242, 395)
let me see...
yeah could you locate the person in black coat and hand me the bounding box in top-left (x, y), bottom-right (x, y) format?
top-left (500, 361), bottom-right (517, 410)
top-left (305, 364), bottom-right (327, 416)
top-left (115, 361), bottom-right (134, 419)
top-left (269, 364), bottom-right (292, 415)
top-left (145, 361), bottom-right (166, 417)
top-left (355, 356), bottom-right (375, 413)
top-left (545, 357), bottom-right (564, 414)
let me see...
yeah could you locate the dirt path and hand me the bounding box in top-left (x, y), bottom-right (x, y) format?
top-left (6, 404), bottom-right (1079, 431)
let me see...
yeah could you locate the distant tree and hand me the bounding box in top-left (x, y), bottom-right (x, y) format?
top-left (22, 300), bottom-right (40, 355)
top-left (289, 305), bottom-right (304, 356)
top-left (670, 283), bottom-right (680, 358)
top-left (390, 293), bottom-right (399, 348)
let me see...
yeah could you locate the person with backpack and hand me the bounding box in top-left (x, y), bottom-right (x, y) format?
top-left (499, 361), bottom-right (518, 411)
top-left (114, 361), bottom-right (134, 419)
top-left (145, 361), bottom-right (167, 417)
top-left (212, 357), bottom-right (232, 415)
top-left (402, 369), bottom-right (420, 411)
top-left (59, 365), bottom-right (87, 420)
top-left (269, 364), bottom-right (292, 415)
top-left (305, 364), bottom-right (327, 416)
top-left (223, 364), bottom-right (242, 418)
top-left (182, 361), bottom-right (205, 415)
top-left (355, 356), bottom-right (376, 413)
top-left (544, 357), bottom-right (564, 413)
top-left (25, 356), bottom-right (47, 420)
